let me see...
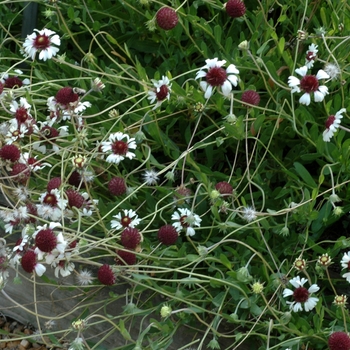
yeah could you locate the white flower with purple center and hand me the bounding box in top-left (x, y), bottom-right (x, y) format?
top-left (288, 65), bottom-right (329, 106)
top-left (37, 189), bottom-right (68, 221)
top-left (282, 276), bottom-right (319, 312)
top-left (195, 58), bottom-right (239, 99)
top-left (147, 76), bottom-right (172, 109)
top-left (101, 132), bottom-right (137, 164)
top-left (171, 208), bottom-right (202, 236)
top-left (340, 251), bottom-right (350, 282)
top-left (23, 28), bottom-right (60, 61)
top-left (0, 69), bottom-right (30, 88)
top-left (111, 209), bottom-right (141, 230)
top-left (323, 108), bottom-right (346, 142)
top-left (305, 43), bottom-right (318, 68)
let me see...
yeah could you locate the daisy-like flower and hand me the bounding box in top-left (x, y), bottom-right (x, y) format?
top-left (340, 251), bottom-right (350, 282)
top-left (323, 108), bottom-right (346, 142)
top-left (37, 188), bottom-right (68, 221)
top-left (305, 43), bottom-right (318, 68)
top-left (171, 208), bottom-right (202, 236)
top-left (0, 69), bottom-right (30, 88)
top-left (147, 76), bottom-right (172, 109)
top-left (195, 58), bottom-right (239, 99)
top-left (282, 276), bottom-right (320, 312)
top-left (288, 65), bottom-right (329, 105)
top-left (23, 28), bottom-right (61, 61)
top-left (111, 209), bottom-right (141, 230)
top-left (142, 169), bottom-right (159, 185)
top-left (101, 132), bottom-right (137, 164)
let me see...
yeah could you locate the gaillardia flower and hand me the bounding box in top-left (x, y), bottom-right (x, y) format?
top-left (195, 58), bottom-right (239, 98)
top-left (282, 276), bottom-right (319, 312)
top-left (323, 108), bottom-right (346, 142)
top-left (288, 65), bottom-right (329, 105)
top-left (147, 76), bottom-right (172, 109)
top-left (171, 208), bottom-right (202, 236)
top-left (101, 132), bottom-right (137, 164)
top-left (23, 28), bottom-right (60, 61)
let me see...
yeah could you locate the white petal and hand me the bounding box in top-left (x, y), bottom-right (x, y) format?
top-left (299, 93), bottom-right (311, 105)
top-left (316, 69), bottom-right (330, 80)
top-left (313, 90), bottom-right (326, 102)
top-left (204, 85), bottom-right (213, 99)
top-left (295, 66), bottom-right (308, 77)
top-left (288, 76), bottom-right (300, 88)
top-left (308, 284), bottom-right (320, 293)
top-left (221, 80), bottom-right (232, 96)
top-left (282, 288), bottom-right (294, 297)
top-left (226, 64), bottom-right (239, 75)
top-left (304, 297), bottom-right (318, 311)
top-left (227, 74), bottom-right (238, 87)
top-left (195, 70), bottom-right (207, 80)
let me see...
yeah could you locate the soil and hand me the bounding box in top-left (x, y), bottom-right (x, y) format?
top-left (0, 314), bottom-right (65, 350)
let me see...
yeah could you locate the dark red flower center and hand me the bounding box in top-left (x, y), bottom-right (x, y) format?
top-left (293, 287), bottom-right (309, 303)
top-left (111, 140), bottom-right (128, 155)
top-left (34, 34), bottom-right (51, 50)
top-left (206, 67), bottom-right (227, 86)
top-left (325, 115), bottom-right (335, 129)
top-left (5, 77), bottom-right (23, 89)
top-left (306, 51), bottom-right (316, 61)
top-left (180, 215), bottom-right (189, 228)
top-left (156, 85), bottom-right (169, 101)
top-left (299, 75), bottom-right (319, 93)
top-left (35, 229), bottom-right (57, 252)
top-left (16, 107), bottom-right (29, 123)
top-left (41, 126), bottom-right (59, 139)
top-left (43, 193), bottom-right (58, 207)
top-left (121, 216), bottom-right (132, 227)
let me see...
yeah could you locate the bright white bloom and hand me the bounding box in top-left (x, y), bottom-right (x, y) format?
top-left (53, 258), bottom-right (75, 278)
top-left (195, 58), bottom-right (239, 99)
top-left (242, 206), bottom-right (257, 222)
top-left (111, 209), bottom-right (141, 230)
top-left (101, 132), bottom-right (137, 164)
top-left (171, 208), bottom-right (202, 236)
top-left (142, 169), bottom-right (159, 185)
top-left (147, 76), bottom-right (172, 109)
top-left (323, 108), bottom-right (346, 142)
top-left (341, 251), bottom-right (350, 282)
top-left (324, 62), bottom-right (341, 80)
top-left (305, 43), bottom-right (318, 68)
top-left (288, 65), bottom-right (329, 105)
top-left (23, 28), bottom-right (60, 61)
top-left (282, 276), bottom-right (319, 312)
top-left (37, 189), bottom-right (68, 221)
top-left (5, 119), bottom-right (28, 144)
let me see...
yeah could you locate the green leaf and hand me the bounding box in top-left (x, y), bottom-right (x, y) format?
top-left (293, 162), bottom-right (317, 188)
top-left (219, 253), bottom-right (232, 270)
top-left (119, 320), bottom-right (132, 341)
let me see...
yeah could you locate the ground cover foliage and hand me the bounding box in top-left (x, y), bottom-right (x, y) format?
top-left (1, 0), bottom-right (350, 349)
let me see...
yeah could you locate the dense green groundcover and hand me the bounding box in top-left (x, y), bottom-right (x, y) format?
top-left (1, 0), bottom-right (350, 349)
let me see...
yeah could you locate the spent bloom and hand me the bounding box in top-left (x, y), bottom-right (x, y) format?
top-left (323, 108), bottom-right (346, 142)
top-left (101, 132), bottom-right (137, 164)
top-left (195, 58), bottom-right (239, 98)
top-left (317, 253), bottom-right (332, 267)
top-left (293, 257), bottom-right (306, 271)
top-left (282, 276), bottom-right (319, 312)
top-left (147, 76), bottom-right (172, 109)
top-left (288, 65), bottom-right (329, 105)
top-left (324, 62), bottom-right (341, 80)
top-left (23, 28), bottom-right (60, 61)
top-left (171, 208), bottom-right (202, 236)
top-left (304, 43), bottom-right (318, 68)
top-left (334, 294), bottom-right (347, 306)
top-left (242, 206), bottom-right (257, 222)
top-left (111, 209), bottom-right (141, 230)
top-left (142, 169), bottom-right (159, 186)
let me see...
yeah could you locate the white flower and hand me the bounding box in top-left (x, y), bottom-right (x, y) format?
top-left (341, 251), bottom-right (350, 282)
top-left (101, 132), bottom-right (137, 164)
top-left (171, 208), bottom-right (202, 236)
top-left (142, 169), bottom-right (159, 185)
top-left (195, 58), bottom-right (239, 98)
top-left (288, 65), bottom-right (329, 105)
top-left (23, 28), bottom-right (60, 61)
top-left (147, 76), bottom-right (172, 109)
top-left (0, 70), bottom-right (30, 87)
top-left (324, 62), bottom-right (341, 80)
top-left (37, 189), bottom-right (68, 221)
top-left (111, 209), bottom-right (141, 230)
top-left (323, 108), bottom-right (346, 142)
top-left (282, 276), bottom-right (319, 312)
top-left (53, 258), bottom-right (75, 278)
top-left (305, 43), bottom-right (318, 68)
